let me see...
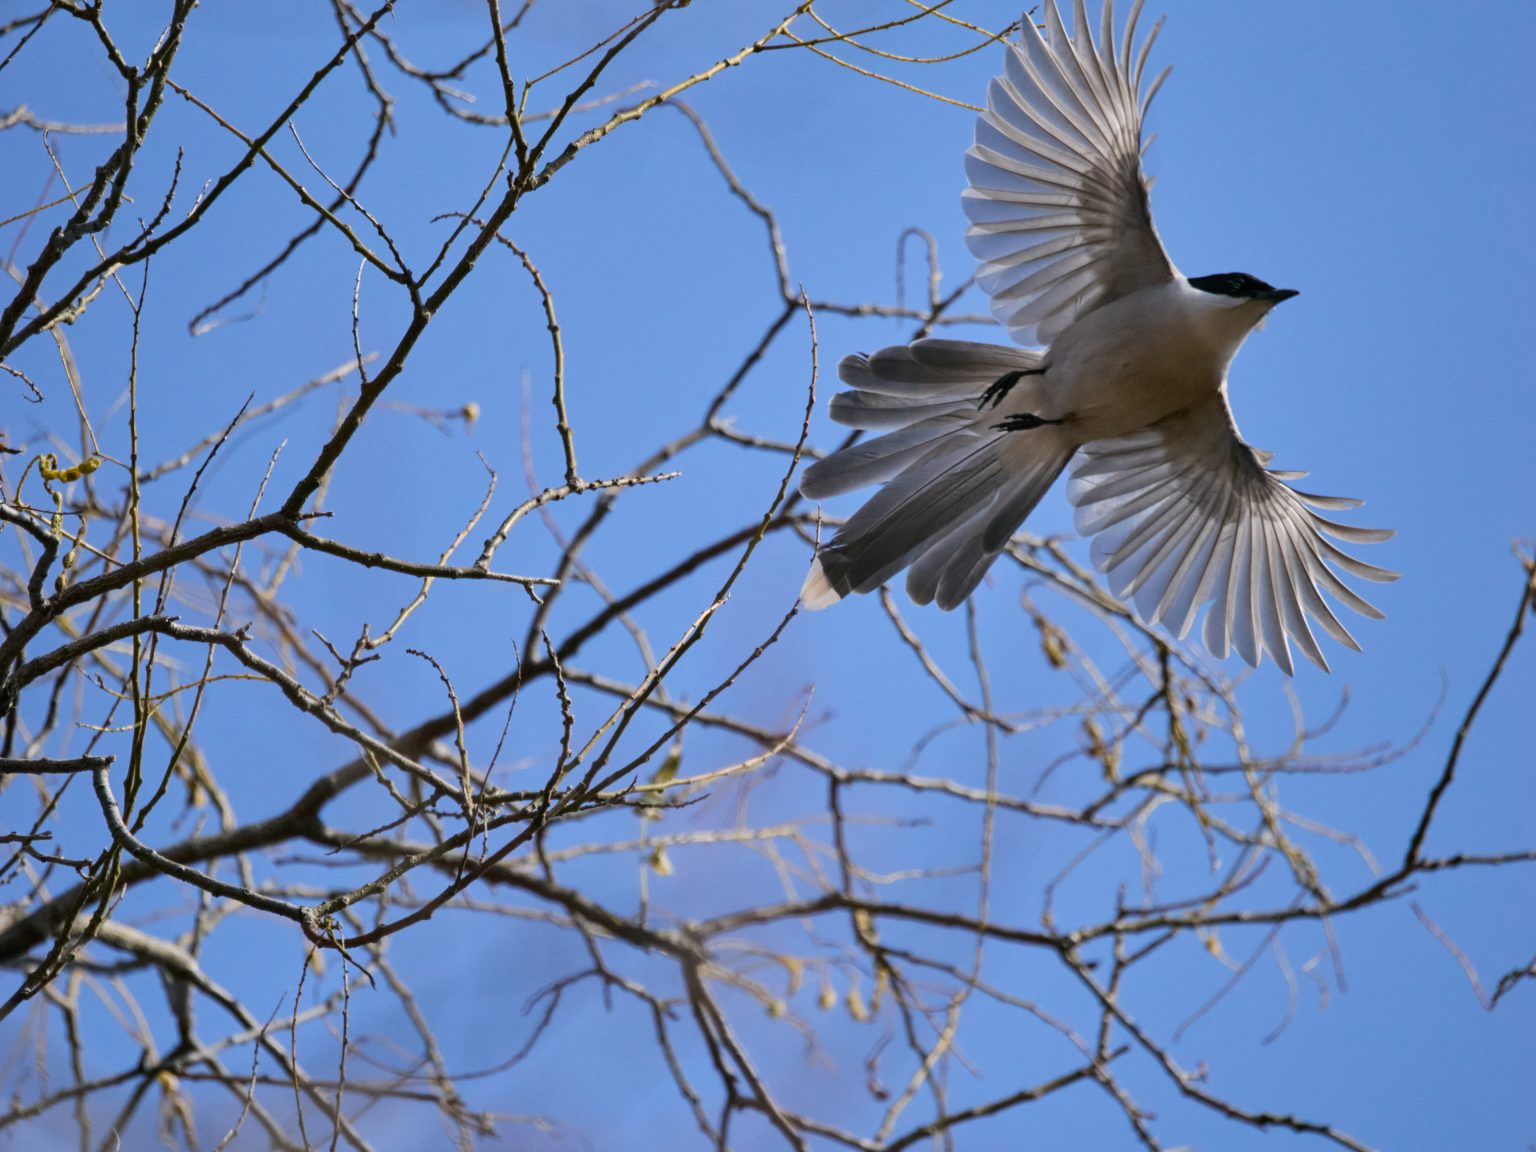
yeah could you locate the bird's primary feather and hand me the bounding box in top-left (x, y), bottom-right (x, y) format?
top-left (965, 0), bottom-right (1175, 343)
top-left (1069, 392), bottom-right (1396, 673)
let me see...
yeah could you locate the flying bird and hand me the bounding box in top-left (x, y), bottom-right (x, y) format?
top-left (799, 0), bottom-right (1395, 674)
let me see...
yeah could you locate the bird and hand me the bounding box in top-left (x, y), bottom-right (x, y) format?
top-left (798, 0), bottom-right (1396, 675)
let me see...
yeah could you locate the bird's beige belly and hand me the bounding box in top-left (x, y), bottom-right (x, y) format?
top-left (1060, 366), bottom-right (1218, 441)
top-left (1041, 322), bottom-right (1226, 442)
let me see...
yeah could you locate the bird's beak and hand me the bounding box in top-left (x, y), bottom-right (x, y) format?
top-left (1258, 288), bottom-right (1299, 303)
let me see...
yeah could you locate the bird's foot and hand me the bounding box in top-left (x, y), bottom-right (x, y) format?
top-left (977, 367), bottom-right (1046, 410)
top-left (992, 412), bottom-right (1064, 433)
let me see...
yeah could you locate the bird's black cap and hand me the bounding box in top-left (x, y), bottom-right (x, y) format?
top-left (1189, 272), bottom-right (1297, 302)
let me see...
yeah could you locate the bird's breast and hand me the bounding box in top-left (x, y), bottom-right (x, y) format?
top-left (1043, 289), bottom-right (1232, 441)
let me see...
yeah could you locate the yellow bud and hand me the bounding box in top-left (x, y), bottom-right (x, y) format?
top-left (780, 955), bottom-right (803, 997)
top-left (846, 984), bottom-right (868, 1022)
top-left (1200, 929), bottom-right (1232, 967)
top-left (36, 453), bottom-right (100, 483)
top-left (1039, 620), bottom-right (1067, 669)
top-left (852, 908), bottom-right (876, 942)
top-left (650, 746), bottom-right (681, 786)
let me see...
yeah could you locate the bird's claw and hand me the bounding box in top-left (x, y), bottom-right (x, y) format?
top-left (977, 367), bottom-right (1045, 410)
top-left (992, 412), bottom-right (1063, 433)
top-left (978, 371), bottom-right (1022, 410)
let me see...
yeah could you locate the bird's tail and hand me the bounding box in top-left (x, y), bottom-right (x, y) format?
top-left (800, 339), bottom-right (1075, 611)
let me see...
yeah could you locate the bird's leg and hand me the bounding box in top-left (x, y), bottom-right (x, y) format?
top-left (977, 366), bottom-right (1046, 410)
top-left (992, 412), bottom-right (1064, 433)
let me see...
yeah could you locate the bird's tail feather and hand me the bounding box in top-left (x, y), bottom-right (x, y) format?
top-left (839, 338), bottom-right (1045, 398)
top-left (801, 340), bottom-right (1072, 611)
top-left (800, 410), bottom-right (975, 500)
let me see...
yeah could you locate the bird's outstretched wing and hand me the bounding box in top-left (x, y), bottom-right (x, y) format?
top-left (966, 0), bottom-right (1175, 344)
top-left (1068, 392), bottom-right (1397, 673)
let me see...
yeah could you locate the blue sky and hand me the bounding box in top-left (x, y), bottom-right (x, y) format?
top-left (3, 2), bottom-right (1534, 1149)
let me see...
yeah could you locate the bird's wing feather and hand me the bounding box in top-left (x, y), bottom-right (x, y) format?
top-left (1068, 391), bottom-right (1397, 673)
top-left (965, 0), bottom-right (1175, 344)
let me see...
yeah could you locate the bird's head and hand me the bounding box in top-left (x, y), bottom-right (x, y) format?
top-left (1187, 272), bottom-right (1298, 337)
top-left (1188, 272), bottom-right (1298, 308)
